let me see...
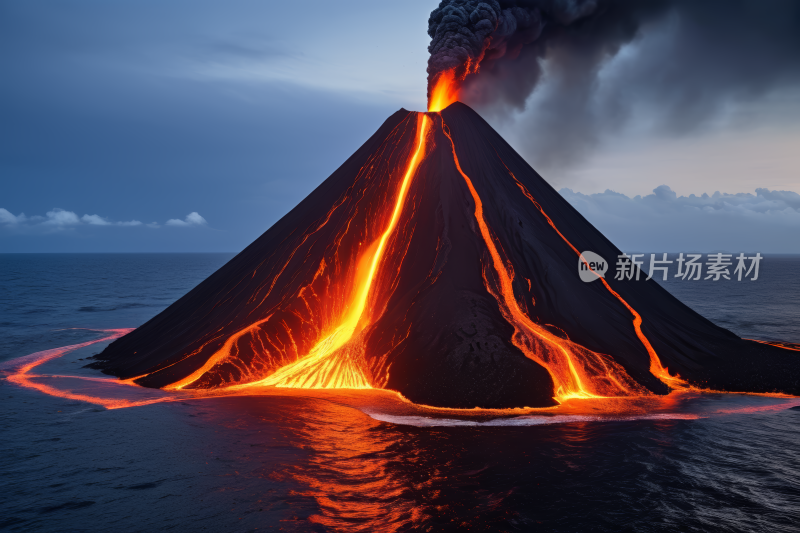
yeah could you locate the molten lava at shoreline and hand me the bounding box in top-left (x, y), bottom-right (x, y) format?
top-left (5, 330), bottom-right (800, 424)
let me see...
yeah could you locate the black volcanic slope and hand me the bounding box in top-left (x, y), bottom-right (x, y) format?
top-left (92, 103), bottom-right (799, 408)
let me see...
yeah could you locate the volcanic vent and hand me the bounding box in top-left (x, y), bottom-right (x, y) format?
top-left (93, 103), bottom-right (800, 408)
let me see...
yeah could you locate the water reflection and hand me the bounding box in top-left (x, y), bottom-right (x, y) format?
top-left (285, 400), bottom-right (426, 531)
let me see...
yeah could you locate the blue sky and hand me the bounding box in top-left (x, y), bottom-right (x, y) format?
top-left (2, 1), bottom-right (799, 253)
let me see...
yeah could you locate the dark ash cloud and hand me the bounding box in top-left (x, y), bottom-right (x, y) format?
top-left (427, 0), bottom-right (597, 99)
top-left (427, 0), bottom-right (800, 169)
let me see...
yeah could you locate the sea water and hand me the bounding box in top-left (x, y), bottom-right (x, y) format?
top-left (1, 253), bottom-right (799, 532)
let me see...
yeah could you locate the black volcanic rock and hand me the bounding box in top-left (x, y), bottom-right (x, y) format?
top-left (92, 103), bottom-right (799, 407)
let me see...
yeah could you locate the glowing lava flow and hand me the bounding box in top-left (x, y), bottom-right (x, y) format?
top-left (428, 69), bottom-right (460, 112)
top-left (441, 120), bottom-right (649, 402)
top-left (746, 339), bottom-right (800, 352)
top-left (427, 72), bottom-right (679, 393)
top-left (493, 156), bottom-right (689, 390)
top-left (1, 329), bottom-right (169, 409)
top-left (225, 114), bottom-right (433, 391)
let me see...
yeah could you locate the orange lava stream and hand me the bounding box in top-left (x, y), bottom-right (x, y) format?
top-left (164, 316), bottom-right (273, 391)
top-left (441, 120), bottom-right (648, 402)
top-left (495, 158), bottom-right (689, 390)
top-left (1, 329), bottom-right (168, 409)
top-left (428, 69), bottom-right (460, 112)
top-left (225, 114), bottom-right (432, 391)
top-left (745, 339), bottom-right (800, 352)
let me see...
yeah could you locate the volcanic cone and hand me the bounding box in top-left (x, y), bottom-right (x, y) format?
top-left (92, 103), bottom-right (800, 408)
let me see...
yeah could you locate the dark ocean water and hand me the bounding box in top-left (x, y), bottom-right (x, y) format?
top-left (1, 253), bottom-right (799, 532)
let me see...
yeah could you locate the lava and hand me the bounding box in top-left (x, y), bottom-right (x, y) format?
top-left (433, 78), bottom-right (684, 398)
top-left (163, 316), bottom-right (274, 391)
top-left (428, 69), bottom-right (460, 112)
top-left (1, 329), bottom-right (168, 410)
top-left (440, 118), bottom-right (649, 402)
top-left (746, 339), bottom-right (800, 352)
top-left (163, 114), bottom-right (434, 393)
top-left (491, 154), bottom-right (689, 391)
top-left (240, 114), bottom-right (431, 390)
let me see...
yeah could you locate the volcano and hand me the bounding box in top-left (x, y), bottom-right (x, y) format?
top-left (92, 103), bottom-right (800, 408)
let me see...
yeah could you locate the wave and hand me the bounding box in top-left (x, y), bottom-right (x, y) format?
top-left (362, 410), bottom-right (701, 427)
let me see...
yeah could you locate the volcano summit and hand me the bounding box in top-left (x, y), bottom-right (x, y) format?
top-left (92, 103), bottom-right (800, 408)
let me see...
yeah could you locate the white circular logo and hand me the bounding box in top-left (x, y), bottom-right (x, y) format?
top-left (578, 251), bottom-right (607, 282)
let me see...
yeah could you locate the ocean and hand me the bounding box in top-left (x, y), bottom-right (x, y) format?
top-left (1, 253), bottom-right (799, 532)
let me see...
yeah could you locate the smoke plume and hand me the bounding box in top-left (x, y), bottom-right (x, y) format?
top-left (427, 0), bottom-right (597, 93)
top-left (427, 0), bottom-right (800, 171)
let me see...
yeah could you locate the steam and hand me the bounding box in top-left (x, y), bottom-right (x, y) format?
top-left (427, 0), bottom-right (800, 171)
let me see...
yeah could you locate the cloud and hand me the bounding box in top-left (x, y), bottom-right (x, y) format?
top-left (0, 208), bottom-right (27, 225)
top-left (166, 212), bottom-right (207, 227)
top-left (82, 214), bottom-right (143, 226)
top-left (43, 208), bottom-right (81, 226)
top-left (560, 186), bottom-right (800, 253)
top-left (1, 208), bottom-right (150, 229)
top-left (82, 214), bottom-right (111, 225)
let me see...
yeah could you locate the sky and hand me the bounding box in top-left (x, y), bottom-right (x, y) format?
top-left (1, 0), bottom-right (799, 253)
